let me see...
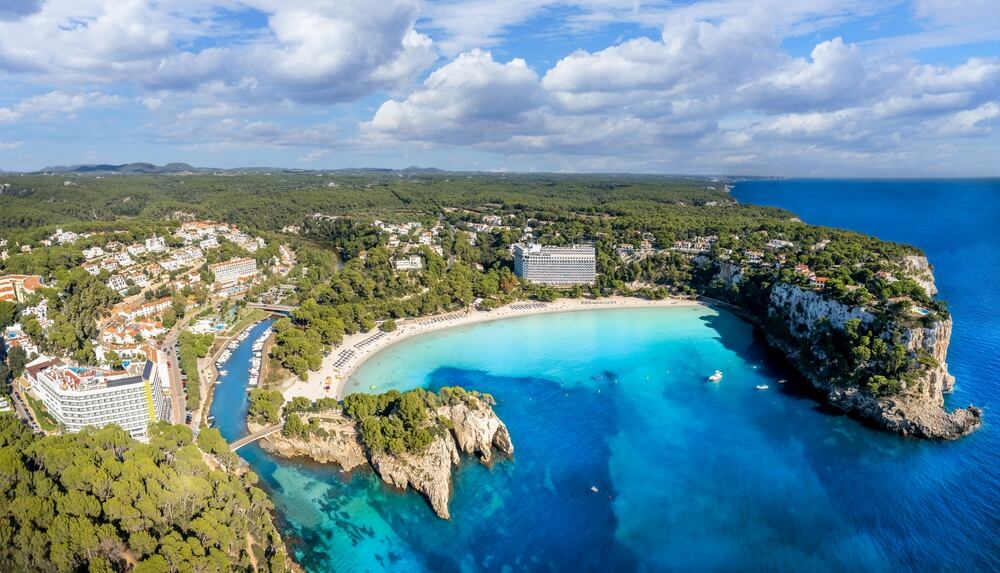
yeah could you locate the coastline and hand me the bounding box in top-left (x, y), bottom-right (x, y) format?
top-left (281, 296), bottom-right (703, 401)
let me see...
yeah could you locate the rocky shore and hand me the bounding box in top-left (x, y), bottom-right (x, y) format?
top-left (254, 395), bottom-right (514, 519)
top-left (765, 282), bottom-right (981, 439)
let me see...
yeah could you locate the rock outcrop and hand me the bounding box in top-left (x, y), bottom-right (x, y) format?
top-left (259, 399), bottom-right (514, 519)
top-left (370, 434), bottom-right (460, 519)
top-left (255, 411), bottom-right (367, 471)
top-left (764, 283), bottom-right (981, 439)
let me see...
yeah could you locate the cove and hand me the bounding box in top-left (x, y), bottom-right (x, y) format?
top-left (211, 301), bottom-right (999, 572)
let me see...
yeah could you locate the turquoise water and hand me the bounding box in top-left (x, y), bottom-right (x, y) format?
top-left (211, 179), bottom-right (1000, 572)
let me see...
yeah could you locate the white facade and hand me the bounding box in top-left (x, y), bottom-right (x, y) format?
top-left (25, 353), bottom-right (171, 439)
top-left (512, 243), bottom-right (596, 285)
top-left (394, 255), bottom-right (423, 271)
top-left (107, 275), bottom-right (128, 293)
top-left (145, 236), bottom-right (167, 252)
top-left (82, 246), bottom-right (105, 259)
top-left (209, 257), bottom-right (257, 286)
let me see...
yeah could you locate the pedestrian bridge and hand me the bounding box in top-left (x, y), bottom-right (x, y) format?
top-left (247, 303), bottom-right (297, 313)
top-left (229, 423), bottom-right (283, 451)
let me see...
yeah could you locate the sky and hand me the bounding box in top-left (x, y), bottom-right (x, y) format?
top-left (0, 0), bottom-right (998, 176)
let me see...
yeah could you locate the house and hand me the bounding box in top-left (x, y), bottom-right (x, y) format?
top-left (767, 239), bottom-right (794, 250)
top-left (107, 275), bottom-right (129, 293)
top-left (810, 276), bottom-right (829, 289)
top-left (127, 244), bottom-right (147, 257)
top-left (745, 251), bottom-right (764, 265)
top-left (145, 236), bottom-right (166, 253)
top-left (82, 246), bottom-right (105, 259)
top-left (114, 252), bottom-right (134, 267)
top-left (0, 274), bottom-right (44, 303)
top-left (394, 255), bottom-right (423, 271)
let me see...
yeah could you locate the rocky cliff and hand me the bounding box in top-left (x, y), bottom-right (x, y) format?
top-left (258, 399), bottom-right (514, 519)
top-left (764, 283), bottom-right (981, 439)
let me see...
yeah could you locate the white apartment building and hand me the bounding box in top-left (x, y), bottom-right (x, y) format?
top-left (199, 237), bottom-right (220, 250)
top-left (394, 255), bottom-right (424, 271)
top-left (512, 243), bottom-right (596, 285)
top-left (145, 236), bottom-right (166, 253)
top-left (24, 351), bottom-right (171, 439)
top-left (114, 252), bottom-right (134, 267)
top-left (160, 246), bottom-right (204, 271)
top-left (82, 246), bottom-right (105, 259)
top-left (118, 297), bottom-right (172, 321)
top-left (209, 257), bottom-right (257, 287)
top-left (107, 275), bottom-right (128, 293)
top-left (127, 244), bottom-right (147, 257)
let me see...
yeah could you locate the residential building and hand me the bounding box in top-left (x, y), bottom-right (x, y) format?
top-left (23, 351), bottom-right (171, 439)
top-left (199, 237), bottom-right (220, 250)
top-left (394, 255), bottom-right (424, 271)
top-left (117, 297), bottom-right (172, 321)
top-left (145, 236), bottom-right (167, 253)
top-left (114, 252), bottom-right (134, 267)
top-left (82, 246), bottom-right (105, 259)
top-left (512, 243), bottom-right (596, 285)
top-left (0, 274), bottom-right (43, 303)
top-left (160, 246), bottom-right (204, 271)
top-left (52, 229), bottom-right (79, 245)
top-left (745, 251), bottom-right (764, 265)
top-left (127, 244), bottom-right (147, 257)
top-left (107, 275), bottom-right (129, 293)
top-left (209, 257), bottom-right (257, 287)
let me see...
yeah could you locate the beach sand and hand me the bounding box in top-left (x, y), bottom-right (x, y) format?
top-left (280, 296), bottom-right (704, 401)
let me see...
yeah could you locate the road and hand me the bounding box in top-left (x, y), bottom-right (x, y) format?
top-left (161, 314), bottom-right (196, 426)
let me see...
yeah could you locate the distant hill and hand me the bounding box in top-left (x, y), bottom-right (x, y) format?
top-left (39, 162), bottom-right (199, 174)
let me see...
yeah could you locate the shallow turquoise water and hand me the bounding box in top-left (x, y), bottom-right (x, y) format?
top-left (211, 179), bottom-right (1000, 572)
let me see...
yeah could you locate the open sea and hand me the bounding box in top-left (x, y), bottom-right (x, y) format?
top-left (212, 179), bottom-right (1000, 572)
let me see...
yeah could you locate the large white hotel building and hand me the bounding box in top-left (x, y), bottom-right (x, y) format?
top-left (24, 349), bottom-right (172, 439)
top-left (209, 257), bottom-right (258, 287)
top-left (512, 243), bottom-right (597, 285)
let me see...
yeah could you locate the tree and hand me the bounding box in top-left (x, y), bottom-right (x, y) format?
top-left (0, 301), bottom-right (16, 330)
top-left (7, 346), bottom-right (28, 378)
top-left (380, 319), bottom-right (397, 332)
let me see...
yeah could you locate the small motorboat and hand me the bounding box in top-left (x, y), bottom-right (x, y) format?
top-left (219, 369), bottom-right (228, 376)
top-left (370, 384), bottom-right (377, 390)
top-left (777, 379), bottom-right (787, 385)
top-left (708, 370), bottom-right (723, 382)
top-left (591, 486), bottom-right (599, 493)
top-left (756, 384), bottom-right (769, 391)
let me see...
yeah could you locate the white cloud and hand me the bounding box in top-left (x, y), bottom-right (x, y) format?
top-left (0, 0), bottom-right (437, 104)
top-left (0, 140), bottom-right (24, 150)
top-left (363, 8), bottom-right (1000, 176)
top-left (0, 90), bottom-right (124, 122)
top-left (364, 49), bottom-right (545, 145)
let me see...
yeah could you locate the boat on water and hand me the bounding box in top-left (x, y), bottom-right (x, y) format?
top-left (777, 379), bottom-right (787, 385)
top-left (591, 486), bottom-right (599, 493)
top-left (756, 384), bottom-right (769, 391)
top-left (219, 369), bottom-right (228, 376)
top-left (708, 370), bottom-right (723, 382)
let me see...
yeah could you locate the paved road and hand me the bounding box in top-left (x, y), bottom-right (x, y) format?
top-left (161, 314), bottom-right (196, 426)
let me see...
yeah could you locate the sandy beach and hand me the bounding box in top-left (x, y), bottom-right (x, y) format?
top-left (281, 296), bottom-right (703, 401)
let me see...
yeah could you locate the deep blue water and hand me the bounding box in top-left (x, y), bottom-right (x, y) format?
top-left (211, 180), bottom-right (1000, 572)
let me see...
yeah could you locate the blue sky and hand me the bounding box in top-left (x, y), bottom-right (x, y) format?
top-left (0, 0), bottom-right (998, 175)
